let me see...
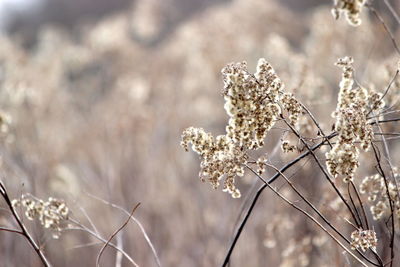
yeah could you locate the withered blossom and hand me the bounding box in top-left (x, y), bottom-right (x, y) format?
top-left (350, 229), bottom-right (378, 252)
top-left (331, 0), bottom-right (367, 26)
top-left (181, 59), bottom-right (284, 197)
top-left (12, 195), bottom-right (69, 239)
top-left (326, 57), bottom-right (384, 182)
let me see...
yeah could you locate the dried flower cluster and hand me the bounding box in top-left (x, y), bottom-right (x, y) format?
top-left (223, 59), bottom-right (282, 149)
top-left (326, 57), bottom-right (384, 182)
top-left (256, 156), bottom-right (268, 175)
top-left (359, 171), bottom-right (400, 222)
top-left (181, 59), bottom-right (284, 197)
top-left (331, 0), bottom-right (367, 26)
top-left (350, 229), bottom-right (378, 252)
top-left (181, 127), bottom-right (247, 198)
top-left (281, 140), bottom-right (297, 153)
top-left (281, 93), bottom-right (302, 126)
top-left (12, 195), bottom-right (69, 238)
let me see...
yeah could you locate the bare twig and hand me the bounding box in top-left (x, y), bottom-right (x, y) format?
top-left (246, 168), bottom-right (369, 267)
top-left (96, 203), bottom-right (140, 267)
top-left (86, 192), bottom-right (161, 267)
top-left (66, 219), bottom-right (138, 266)
top-left (350, 181), bottom-right (370, 230)
top-left (298, 101), bottom-right (333, 148)
top-left (282, 117), bottom-right (361, 228)
top-left (260, 162), bottom-right (381, 266)
top-left (0, 181), bottom-right (51, 267)
top-left (367, 4), bottom-right (400, 56)
top-left (376, 117), bottom-right (400, 124)
top-left (221, 133), bottom-right (337, 266)
top-left (371, 144), bottom-right (395, 267)
top-left (347, 183), bottom-right (363, 228)
top-left (0, 226), bottom-right (24, 235)
top-left (367, 69), bottom-right (399, 117)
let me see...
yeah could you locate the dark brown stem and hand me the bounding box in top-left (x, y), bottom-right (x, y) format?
top-left (0, 181), bottom-right (51, 267)
top-left (282, 117), bottom-right (362, 228)
top-left (347, 183), bottom-right (363, 228)
top-left (246, 168), bottom-right (369, 267)
top-left (371, 144), bottom-right (395, 267)
top-left (222, 133), bottom-right (335, 267)
top-left (96, 203), bottom-right (140, 267)
top-left (260, 162), bottom-right (380, 265)
top-left (67, 218), bottom-right (138, 266)
top-left (298, 101), bottom-right (333, 148)
top-left (350, 181), bottom-right (370, 230)
top-left (0, 226), bottom-right (24, 235)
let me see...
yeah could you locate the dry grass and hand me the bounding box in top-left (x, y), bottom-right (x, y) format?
top-left (0, 0), bottom-right (399, 266)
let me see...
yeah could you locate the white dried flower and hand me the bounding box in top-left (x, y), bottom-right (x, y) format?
top-left (281, 93), bottom-right (302, 125)
top-left (332, 0), bottom-right (367, 26)
top-left (326, 142), bottom-right (359, 182)
top-left (222, 59), bottom-right (282, 149)
top-left (182, 59), bottom-right (284, 198)
top-left (256, 156), bottom-right (268, 175)
top-left (350, 229), bottom-right (378, 252)
top-left (326, 57), bottom-right (383, 182)
top-left (12, 194), bottom-right (69, 239)
top-left (281, 140), bottom-right (296, 153)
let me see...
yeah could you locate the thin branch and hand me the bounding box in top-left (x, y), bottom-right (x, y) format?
top-left (261, 162), bottom-right (350, 241)
top-left (376, 117), bottom-right (400, 124)
top-left (374, 132), bottom-right (400, 136)
top-left (282, 117), bottom-right (361, 228)
top-left (258, 163), bottom-right (380, 266)
top-left (373, 115), bottom-right (400, 204)
top-left (0, 226), bottom-right (24, 235)
top-left (229, 177), bottom-right (259, 246)
top-left (298, 101), bottom-right (333, 148)
top-left (246, 168), bottom-right (369, 267)
top-left (367, 69), bottom-right (399, 117)
top-left (371, 144), bottom-right (395, 267)
top-left (96, 203), bottom-right (140, 267)
top-left (367, 4), bottom-right (400, 55)
top-left (86, 192), bottom-right (161, 267)
top-left (77, 204), bottom-right (100, 236)
top-left (0, 181), bottom-right (51, 267)
top-left (66, 219), bottom-right (138, 267)
top-left (347, 183), bottom-right (363, 228)
top-left (380, 70), bottom-right (399, 102)
top-left (221, 133), bottom-right (337, 266)
top-left (350, 181), bottom-right (370, 230)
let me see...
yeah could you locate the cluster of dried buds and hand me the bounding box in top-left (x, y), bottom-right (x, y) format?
top-left (350, 229), bottom-right (378, 252)
top-left (12, 194), bottom-right (69, 238)
top-left (326, 57), bottom-right (384, 183)
top-left (331, 0), bottom-right (367, 26)
top-left (181, 59), bottom-right (285, 197)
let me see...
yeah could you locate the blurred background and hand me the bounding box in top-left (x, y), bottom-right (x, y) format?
top-left (0, 0), bottom-right (399, 266)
